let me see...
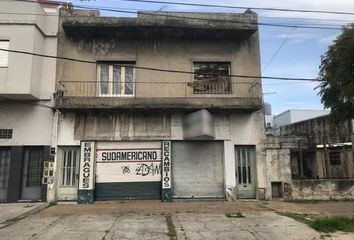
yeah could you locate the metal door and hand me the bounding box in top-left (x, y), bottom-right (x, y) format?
top-left (58, 148), bottom-right (80, 201)
top-left (235, 146), bottom-right (257, 199)
top-left (172, 141), bottom-right (225, 199)
top-left (0, 148), bottom-right (10, 201)
top-left (21, 148), bottom-right (44, 200)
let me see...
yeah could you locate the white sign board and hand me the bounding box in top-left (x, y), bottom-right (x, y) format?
top-left (96, 161), bottom-right (161, 183)
top-left (96, 146), bottom-right (162, 183)
top-left (79, 141), bottom-right (95, 190)
top-left (162, 141), bottom-right (171, 189)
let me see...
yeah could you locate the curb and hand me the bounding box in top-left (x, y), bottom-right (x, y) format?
top-left (0, 203), bottom-right (48, 229)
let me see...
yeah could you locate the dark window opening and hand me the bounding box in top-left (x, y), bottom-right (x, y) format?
top-left (271, 182), bottom-right (283, 198)
top-left (291, 151), bottom-right (316, 179)
top-left (329, 151), bottom-right (341, 165)
top-left (192, 62), bottom-right (231, 94)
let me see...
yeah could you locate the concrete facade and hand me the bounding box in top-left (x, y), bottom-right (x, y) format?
top-left (52, 9), bottom-right (267, 202)
top-left (0, 0), bottom-right (60, 202)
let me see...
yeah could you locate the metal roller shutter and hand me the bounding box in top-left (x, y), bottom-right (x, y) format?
top-left (95, 141), bottom-right (162, 200)
top-left (172, 141), bottom-right (225, 199)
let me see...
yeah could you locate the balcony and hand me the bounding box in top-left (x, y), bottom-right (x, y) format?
top-left (56, 80), bottom-right (262, 110)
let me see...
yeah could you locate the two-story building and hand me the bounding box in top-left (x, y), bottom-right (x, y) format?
top-left (53, 9), bottom-right (267, 202)
top-left (0, 0), bottom-right (60, 202)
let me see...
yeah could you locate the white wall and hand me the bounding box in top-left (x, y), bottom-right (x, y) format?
top-left (0, 103), bottom-right (53, 146)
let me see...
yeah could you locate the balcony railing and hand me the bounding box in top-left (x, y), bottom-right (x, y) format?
top-left (59, 81), bottom-right (261, 98)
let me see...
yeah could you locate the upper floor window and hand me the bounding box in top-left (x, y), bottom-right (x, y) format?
top-left (193, 62), bottom-right (231, 94)
top-left (97, 62), bottom-right (134, 97)
top-left (0, 41), bottom-right (9, 67)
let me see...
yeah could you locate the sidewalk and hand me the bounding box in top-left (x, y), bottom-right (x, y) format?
top-left (0, 202), bottom-right (47, 228)
top-left (266, 200), bottom-right (354, 216)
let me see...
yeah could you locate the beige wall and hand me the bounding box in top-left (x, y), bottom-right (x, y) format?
top-left (0, 1), bottom-right (58, 99)
top-left (0, 1), bottom-right (58, 144)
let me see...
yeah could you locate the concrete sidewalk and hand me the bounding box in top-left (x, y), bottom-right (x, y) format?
top-left (0, 203), bottom-right (47, 228)
top-left (0, 200), bottom-right (353, 239)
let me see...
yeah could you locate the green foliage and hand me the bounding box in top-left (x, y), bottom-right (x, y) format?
top-left (317, 23), bottom-right (354, 121)
top-left (310, 216), bottom-right (354, 233)
top-left (279, 212), bottom-right (354, 233)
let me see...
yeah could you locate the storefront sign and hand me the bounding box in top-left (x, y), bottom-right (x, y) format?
top-left (162, 141), bottom-right (171, 189)
top-left (96, 145), bottom-right (162, 183)
top-left (96, 149), bottom-right (161, 162)
top-left (79, 141), bottom-right (95, 190)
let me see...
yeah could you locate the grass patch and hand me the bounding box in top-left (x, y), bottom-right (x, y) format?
top-left (226, 212), bottom-right (245, 218)
top-left (286, 200), bottom-right (321, 204)
top-left (311, 216), bottom-right (354, 233)
top-left (279, 212), bottom-right (354, 233)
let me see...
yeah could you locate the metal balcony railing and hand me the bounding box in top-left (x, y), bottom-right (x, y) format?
top-left (59, 80), bottom-right (261, 98)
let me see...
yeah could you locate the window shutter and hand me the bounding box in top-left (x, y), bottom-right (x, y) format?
top-left (0, 41), bottom-right (9, 67)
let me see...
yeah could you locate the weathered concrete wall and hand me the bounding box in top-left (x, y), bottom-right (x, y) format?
top-left (56, 11), bottom-right (262, 105)
top-left (55, 109), bottom-right (266, 200)
top-left (280, 115), bottom-right (353, 145)
top-left (314, 148), bottom-right (354, 179)
top-left (290, 179), bottom-right (354, 200)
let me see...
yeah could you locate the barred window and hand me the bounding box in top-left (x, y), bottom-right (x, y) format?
top-left (61, 149), bottom-right (79, 186)
top-left (0, 148), bottom-right (10, 189)
top-left (25, 148), bottom-right (44, 187)
top-left (192, 62), bottom-right (231, 94)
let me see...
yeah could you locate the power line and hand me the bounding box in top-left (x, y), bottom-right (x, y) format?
top-left (262, 28), bottom-right (296, 73)
top-left (2, 5), bottom-right (353, 25)
top-left (259, 16), bottom-right (353, 23)
top-left (120, 0), bottom-right (354, 16)
top-left (70, 6), bottom-right (344, 30)
top-left (0, 11), bottom-right (346, 28)
top-left (12, 0), bottom-right (344, 30)
top-left (0, 47), bottom-right (321, 82)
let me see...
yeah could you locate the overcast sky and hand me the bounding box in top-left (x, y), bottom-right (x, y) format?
top-left (72, 0), bottom-right (354, 115)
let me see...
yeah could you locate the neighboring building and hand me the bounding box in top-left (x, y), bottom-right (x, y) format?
top-left (0, 0), bottom-right (60, 202)
top-left (265, 107), bottom-right (330, 136)
top-left (266, 115), bottom-right (354, 200)
top-left (52, 9), bottom-right (267, 202)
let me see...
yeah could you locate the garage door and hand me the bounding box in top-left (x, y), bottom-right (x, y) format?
top-left (172, 141), bottom-right (225, 199)
top-left (95, 142), bottom-right (161, 200)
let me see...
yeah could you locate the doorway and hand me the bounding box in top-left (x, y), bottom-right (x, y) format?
top-left (235, 146), bottom-right (257, 199)
top-left (21, 147), bottom-right (44, 200)
top-left (57, 148), bottom-right (80, 201)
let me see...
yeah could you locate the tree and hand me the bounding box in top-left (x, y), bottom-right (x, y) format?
top-left (318, 23), bottom-right (354, 121)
